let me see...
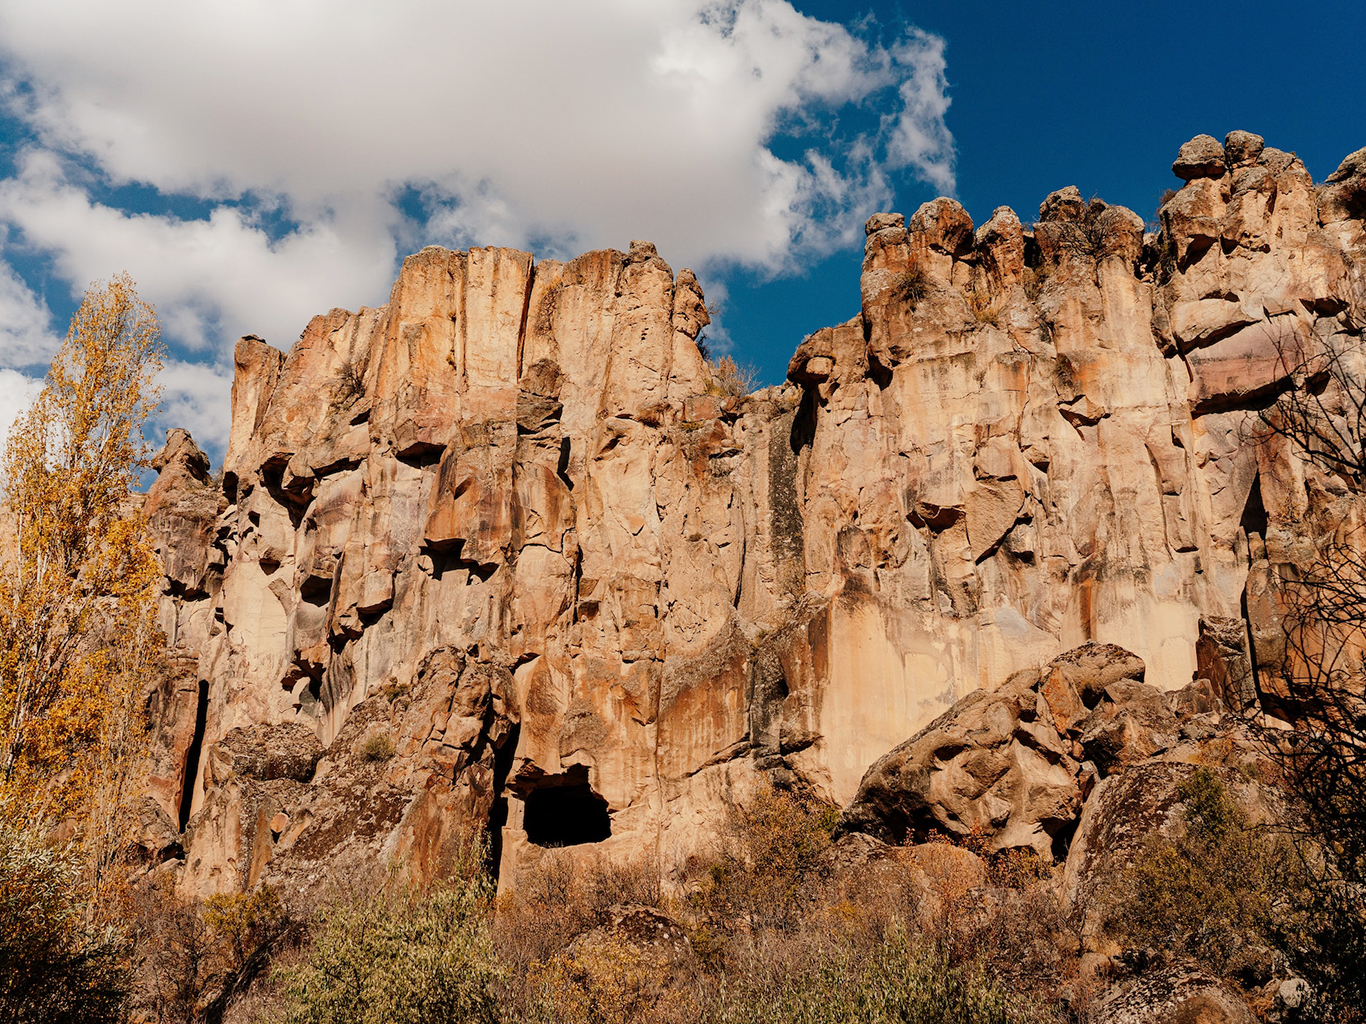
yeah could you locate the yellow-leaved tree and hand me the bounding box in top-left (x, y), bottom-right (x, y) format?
top-left (0, 272), bottom-right (166, 905)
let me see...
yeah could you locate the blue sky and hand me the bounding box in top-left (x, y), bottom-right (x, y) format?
top-left (0, 0), bottom-right (1363, 460)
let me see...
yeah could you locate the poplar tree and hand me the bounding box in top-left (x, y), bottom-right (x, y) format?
top-left (0, 272), bottom-right (166, 901)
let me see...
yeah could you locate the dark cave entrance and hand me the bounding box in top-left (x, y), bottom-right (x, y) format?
top-left (520, 765), bottom-right (611, 847)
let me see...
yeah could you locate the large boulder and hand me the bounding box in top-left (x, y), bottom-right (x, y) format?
top-left (840, 668), bottom-right (1081, 857)
top-left (1173, 135), bottom-right (1228, 181)
top-left (1077, 678), bottom-right (1180, 776)
top-left (203, 722), bottom-right (324, 786)
top-left (1061, 758), bottom-right (1286, 926)
top-left (839, 643), bottom-right (1171, 857)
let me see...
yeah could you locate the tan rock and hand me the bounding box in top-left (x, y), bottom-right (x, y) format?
top-left (1172, 134), bottom-right (1228, 181)
top-left (137, 130), bottom-right (1365, 899)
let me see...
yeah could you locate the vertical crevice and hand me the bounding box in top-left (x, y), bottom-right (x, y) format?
top-left (516, 258), bottom-right (535, 380)
top-left (486, 723), bottom-right (521, 880)
top-left (178, 680), bottom-right (209, 831)
top-left (1241, 473), bottom-right (1270, 704)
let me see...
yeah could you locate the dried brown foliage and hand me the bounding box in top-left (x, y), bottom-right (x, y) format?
top-left (704, 356), bottom-right (757, 399)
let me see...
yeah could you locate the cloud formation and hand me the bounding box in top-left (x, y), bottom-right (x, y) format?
top-left (0, 0), bottom-right (954, 451)
top-left (0, 249), bottom-right (59, 369)
top-left (0, 367), bottom-right (41, 448)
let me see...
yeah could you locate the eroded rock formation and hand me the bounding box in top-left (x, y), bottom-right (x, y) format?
top-left (139, 131), bottom-right (1366, 901)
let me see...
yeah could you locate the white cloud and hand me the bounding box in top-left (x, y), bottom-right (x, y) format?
top-left (157, 359), bottom-right (234, 457)
top-left (0, 150), bottom-right (396, 355)
top-left (886, 30), bottom-right (955, 194)
top-left (0, 1), bottom-right (953, 269)
top-left (0, 254), bottom-right (60, 368)
top-left (0, 367), bottom-right (41, 448)
top-left (0, 0), bottom-right (955, 449)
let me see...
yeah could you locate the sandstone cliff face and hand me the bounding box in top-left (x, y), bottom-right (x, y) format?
top-left (142, 132), bottom-right (1365, 896)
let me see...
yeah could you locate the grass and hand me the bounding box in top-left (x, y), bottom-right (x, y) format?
top-left (963, 285), bottom-right (1000, 328)
top-left (893, 263), bottom-right (929, 308)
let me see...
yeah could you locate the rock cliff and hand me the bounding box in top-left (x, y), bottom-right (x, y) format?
top-left (139, 131), bottom-right (1366, 899)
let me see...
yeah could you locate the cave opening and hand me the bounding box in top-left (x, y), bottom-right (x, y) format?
top-left (177, 679), bottom-right (209, 832)
top-left (521, 766), bottom-right (611, 847)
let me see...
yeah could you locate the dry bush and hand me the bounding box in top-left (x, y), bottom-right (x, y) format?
top-left (963, 285), bottom-right (1000, 328)
top-left (494, 852), bottom-right (664, 1018)
top-left (520, 932), bottom-right (699, 1024)
top-left (1023, 265), bottom-right (1049, 302)
top-left (682, 787), bottom-right (839, 950)
top-left (128, 879), bottom-right (296, 1023)
top-left (698, 925), bottom-right (1057, 1024)
top-left (329, 358), bottom-right (365, 411)
top-left (130, 880), bottom-right (214, 1024)
top-left (705, 356), bottom-right (758, 400)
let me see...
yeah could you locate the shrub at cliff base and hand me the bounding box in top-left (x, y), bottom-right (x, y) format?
top-left (269, 875), bottom-right (499, 1024)
top-left (0, 820), bottom-right (130, 1024)
top-left (703, 932), bottom-right (1048, 1024)
top-left (1100, 767), bottom-right (1339, 1014)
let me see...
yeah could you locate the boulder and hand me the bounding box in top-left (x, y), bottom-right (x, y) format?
top-left (840, 669), bottom-right (1081, 857)
top-left (1061, 759), bottom-right (1285, 921)
top-left (1077, 678), bottom-right (1180, 775)
top-left (1224, 130), bottom-right (1265, 169)
top-left (1173, 135), bottom-right (1228, 181)
top-left (1044, 643), bottom-right (1146, 710)
top-left (203, 723), bottom-right (324, 787)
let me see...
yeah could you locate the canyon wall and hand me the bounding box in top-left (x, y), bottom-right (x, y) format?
top-left (141, 132), bottom-right (1366, 896)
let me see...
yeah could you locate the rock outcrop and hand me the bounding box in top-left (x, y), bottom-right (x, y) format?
top-left (137, 131), bottom-right (1365, 901)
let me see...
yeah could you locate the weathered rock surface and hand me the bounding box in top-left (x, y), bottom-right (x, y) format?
top-left (839, 666), bottom-right (1081, 856)
top-left (1092, 956), bottom-right (1258, 1024)
top-left (137, 131), bottom-right (1365, 900)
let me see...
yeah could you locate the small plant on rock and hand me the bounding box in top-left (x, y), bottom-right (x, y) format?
top-left (893, 263), bottom-right (929, 308)
top-left (357, 732), bottom-right (396, 763)
top-left (330, 358), bottom-right (366, 411)
top-left (963, 285), bottom-right (1000, 328)
top-left (1101, 768), bottom-right (1309, 984)
top-left (705, 356), bottom-right (757, 400)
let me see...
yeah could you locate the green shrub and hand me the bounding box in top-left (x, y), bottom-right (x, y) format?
top-left (0, 820), bottom-right (130, 1024)
top-left (272, 875), bottom-right (499, 1024)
